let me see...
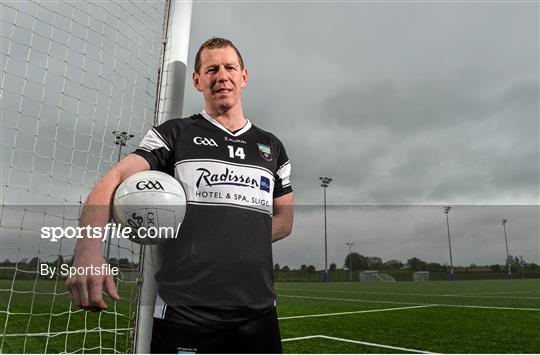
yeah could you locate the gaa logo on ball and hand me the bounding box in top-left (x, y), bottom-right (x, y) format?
top-left (112, 171), bottom-right (187, 244)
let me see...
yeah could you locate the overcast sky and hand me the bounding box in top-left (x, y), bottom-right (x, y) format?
top-left (182, 2), bottom-right (539, 268)
top-left (1, 1), bottom-right (538, 269)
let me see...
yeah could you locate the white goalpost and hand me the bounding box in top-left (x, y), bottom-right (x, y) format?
top-left (133, 1), bottom-right (192, 353)
top-left (0, 1), bottom-right (191, 353)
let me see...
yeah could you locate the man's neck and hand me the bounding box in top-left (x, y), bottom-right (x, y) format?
top-left (204, 105), bottom-right (247, 132)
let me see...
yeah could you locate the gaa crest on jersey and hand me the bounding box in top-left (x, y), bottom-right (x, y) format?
top-left (257, 143), bottom-right (272, 161)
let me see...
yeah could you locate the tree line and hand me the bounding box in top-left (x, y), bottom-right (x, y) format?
top-left (0, 256), bottom-right (138, 269)
top-left (2, 253), bottom-right (537, 275)
top-left (273, 252), bottom-right (539, 273)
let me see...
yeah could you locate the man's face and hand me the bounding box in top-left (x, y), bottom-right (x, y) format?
top-left (193, 46), bottom-right (248, 113)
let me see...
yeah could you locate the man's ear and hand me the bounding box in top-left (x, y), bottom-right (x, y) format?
top-left (193, 72), bottom-right (202, 92)
top-left (241, 68), bottom-right (248, 89)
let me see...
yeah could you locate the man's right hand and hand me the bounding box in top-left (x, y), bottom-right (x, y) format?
top-left (67, 154), bottom-right (149, 311)
top-left (66, 247), bottom-right (120, 311)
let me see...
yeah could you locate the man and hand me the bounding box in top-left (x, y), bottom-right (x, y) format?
top-left (66, 37), bottom-right (294, 353)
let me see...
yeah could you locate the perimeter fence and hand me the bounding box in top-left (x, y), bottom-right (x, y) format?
top-left (274, 270), bottom-right (540, 282)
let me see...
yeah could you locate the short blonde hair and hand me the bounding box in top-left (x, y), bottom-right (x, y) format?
top-left (194, 37), bottom-right (244, 73)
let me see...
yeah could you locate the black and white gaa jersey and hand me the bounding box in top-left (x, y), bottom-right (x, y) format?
top-left (133, 111), bottom-right (292, 326)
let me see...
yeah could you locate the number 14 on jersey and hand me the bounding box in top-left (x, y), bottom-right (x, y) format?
top-left (227, 145), bottom-right (245, 160)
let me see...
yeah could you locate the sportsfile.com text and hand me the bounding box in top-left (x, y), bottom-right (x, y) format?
top-left (40, 222), bottom-right (180, 242)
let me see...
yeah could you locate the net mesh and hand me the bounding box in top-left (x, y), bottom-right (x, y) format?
top-left (413, 271), bottom-right (430, 282)
top-left (358, 270), bottom-right (395, 282)
top-left (1, 1), bottom-right (165, 353)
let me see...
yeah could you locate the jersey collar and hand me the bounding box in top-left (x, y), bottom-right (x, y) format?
top-left (200, 110), bottom-right (252, 137)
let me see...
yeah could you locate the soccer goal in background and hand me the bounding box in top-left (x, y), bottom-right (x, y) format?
top-left (0, 1), bottom-right (190, 353)
top-left (413, 271), bottom-right (430, 282)
top-left (358, 270), bottom-right (396, 282)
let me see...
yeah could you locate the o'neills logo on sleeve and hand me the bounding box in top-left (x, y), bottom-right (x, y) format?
top-left (196, 167), bottom-right (259, 189)
top-left (176, 160), bottom-right (275, 215)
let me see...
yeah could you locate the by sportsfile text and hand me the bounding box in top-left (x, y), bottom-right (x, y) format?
top-left (40, 263), bottom-right (119, 279)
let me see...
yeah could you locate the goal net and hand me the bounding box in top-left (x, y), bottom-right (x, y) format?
top-left (358, 271), bottom-right (396, 282)
top-left (1, 1), bottom-right (166, 353)
top-left (413, 271), bottom-right (430, 282)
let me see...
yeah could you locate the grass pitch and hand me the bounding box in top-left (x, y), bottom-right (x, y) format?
top-left (0, 278), bottom-right (137, 353)
top-left (1, 279), bottom-right (538, 353)
top-left (276, 279), bottom-right (540, 353)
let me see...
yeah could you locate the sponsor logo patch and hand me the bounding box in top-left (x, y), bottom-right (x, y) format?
top-left (260, 176), bottom-right (270, 193)
top-left (177, 161), bottom-right (274, 214)
top-left (195, 167), bottom-right (259, 189)
top-left (224, 136), bottom-right (247, 144)
top-left (257, 143), bottom-right (272, 161)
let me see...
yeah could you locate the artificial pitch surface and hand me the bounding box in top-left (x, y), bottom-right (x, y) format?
top-left (1, 279), bottom-right (538, 353)
top-left (0, 278), bottom-right (137, 353)
top-left (276, 279), bottom-right (539, 353)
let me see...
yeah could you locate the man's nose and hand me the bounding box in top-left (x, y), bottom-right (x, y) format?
top-left (216, 66), bottom-right (228, 81)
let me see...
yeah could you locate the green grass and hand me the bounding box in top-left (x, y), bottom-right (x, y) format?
top-left (276, 280), bottom-right (540, 353)
top-left (0, 279), bottom-right (137, 353)
top-left (1, 279), bottom-right (539, 353)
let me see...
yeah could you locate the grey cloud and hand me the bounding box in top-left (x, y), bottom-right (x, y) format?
top-left (185, 2), bottom-right (538, 267)
top-left (273, 205), bottom-right (539, 269)
top-left (2, 1), bottom-right (537, 267)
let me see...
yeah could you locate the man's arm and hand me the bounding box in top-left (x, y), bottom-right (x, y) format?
top-left (272, 192), bottom-right (294, 242)
top-left (66, 154), bottom-right (150, 311)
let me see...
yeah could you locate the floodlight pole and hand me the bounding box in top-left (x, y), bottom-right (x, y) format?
top-left (113, 130), bottom-right (135, 163)
top-left (502, 219), bottom-right (512, 279)
top-left (105, 130), bottom-right (135, 261)
top-left (346, 242), bottom-right (354, 282)
top-left (320, 177), bottom-right (332, 282)
top-left (443, 206), bottom-right (455, 281)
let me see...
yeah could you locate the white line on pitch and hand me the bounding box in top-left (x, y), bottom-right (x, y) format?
top-left (442, 291), bottom-right (538, 298)
top-left (278, 288), bottom-right (437, 298)
top-left (279, 294), bottom-right (540, 311)
top-left (445, 291), bottom-right (533, 295)
top-left (443, 295), bottom-right (540, 299)
top-left (281, 334), bottom-right (437, 354)
top-left (439, 304), bottom-right (540, 311)
top-left (277, 288), bottom-right (540, 299)
top-left (0, 327), bottom-right (133, 338)
top-left (279, 294), bottom-right (422, 306)
top-left (282, 335), bottom-right (321, 342)
top-left (278, 304), bottom-right (436, 320)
